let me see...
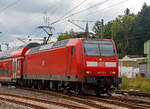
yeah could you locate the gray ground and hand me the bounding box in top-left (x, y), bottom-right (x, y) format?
top-left (0, 85), bottom-right (148, 109)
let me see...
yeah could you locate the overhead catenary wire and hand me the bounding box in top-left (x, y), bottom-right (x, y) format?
top-left (57, 0), bottom-right (128, 34)
top-left (51, 0), bottom-right (110, 25)
top-left (84, 0), bottom-right (129, 18)
top-left (8, 0), bottom-right (87, 37)
top-left (68, 19), bottom-right (97, 22)
top-left (50, 0), bottom-right (63, 15)
top-left (51, 0), bottom-right (88, 25)
top-left (68, 0), bottom-right (109, 16)
top-left (0, 0), bottom-right (129, 44)
top-left (56, 0), bottom-right (128, 31)
top-left (42, 0), bottom-right (68, 26)
top-left (59, 0), bottom-right (88, 18)
top-left (0, 0), bottom-right (21, 14)
top-left (0, 0), bottom-right (63, 39)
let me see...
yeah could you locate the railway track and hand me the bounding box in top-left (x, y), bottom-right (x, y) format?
top-left (21, 88), bottom-right (150, 109)
top-left (21, 88), bottom-right (111, 109)
top-left (115, 90), bottom-right (150, 98)
top-left (0, 92), bottom-right (89, 109)
top-left (84, 96), bottom-right (150, 109)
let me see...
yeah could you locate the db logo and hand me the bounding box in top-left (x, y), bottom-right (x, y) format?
top-left (99, 62), bottom-right (105, 67)
top-left (42, 60), bottom-right (45, 66)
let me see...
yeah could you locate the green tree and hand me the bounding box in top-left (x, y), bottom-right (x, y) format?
top-left (92, 20), bottom-right (101, 37)
top-left (111, 14), bottom-right (136, 58)
top-left (93, 8), bottom-right (136, 58)
top-left (125, 8), bottom-right (130, 15)
top-left (92, 4), bottom-right (150, 58)
top-left (57, 29), bottom-right (74, 41)
top-left (142, 2), bottom-right (148, 9)
top-left (57, 32), bottom-right (71, 41)
top-left (103, 21), bottom-right (113, 39)
top-left (93, 20), bottom-right (112, 39)
top-left (132, 3), bottom-right (150, 54)
top-left (111, 17), bottom-right (125, 57)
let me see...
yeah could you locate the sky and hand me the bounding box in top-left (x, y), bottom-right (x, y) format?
top-left (0, 0), bottom-right (150, 49)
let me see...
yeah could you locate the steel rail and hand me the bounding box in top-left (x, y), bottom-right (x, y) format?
top-left (0, 92), bottom-right (86, 109)
top-left (21, 88), bottom-right (111, 109)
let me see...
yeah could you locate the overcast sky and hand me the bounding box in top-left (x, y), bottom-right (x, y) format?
top-left (0, 0), bottom-right (150, 49)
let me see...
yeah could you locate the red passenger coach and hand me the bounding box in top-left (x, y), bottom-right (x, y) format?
top-left (0, 43), bottom-right (39, 83)
top-left (23, 38), bottom-right (121, 95)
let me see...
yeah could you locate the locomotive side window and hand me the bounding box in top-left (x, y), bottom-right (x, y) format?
top-left (71, 46), bottom-right (75, 56)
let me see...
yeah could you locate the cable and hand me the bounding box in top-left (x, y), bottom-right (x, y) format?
top-left (42, 1), bottom-right (63, 26)
top-left (51, 0), bottom-right (109, 25)
top-left (85, 0), bottom-right (128, 18)
top-left (55, 0), bottom-right (127, 33)
top-left (70, 0), bottom-right (109, 15)
top-left (69, 19), bottom-right (97, 22)
top-left (50, 0), bottom-right (62, 15)
top-left (61, 0), bottom-right (88, 18)
top-left (51, 0), bottom-right (88, 25)
top-left (0, 0), bottom-right (21, 14)
top-left (62, 0), bottom-right (128, 26)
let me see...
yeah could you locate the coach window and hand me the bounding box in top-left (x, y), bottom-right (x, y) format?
top-left (71, 46), bottom-right (75, 56)
top-left (17, 59), bottom-right (20, 67)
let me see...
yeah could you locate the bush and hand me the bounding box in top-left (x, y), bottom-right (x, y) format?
top-left (120, 76), bottom-right (150, 92)
top-left (120, 75), bottom-right (130, 90)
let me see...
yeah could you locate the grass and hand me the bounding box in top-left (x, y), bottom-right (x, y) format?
top-left (120, 76), bottom-right (150, 93)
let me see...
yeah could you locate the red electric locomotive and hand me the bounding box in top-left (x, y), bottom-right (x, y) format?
top-left (21, 38), bottom-right (121, 95)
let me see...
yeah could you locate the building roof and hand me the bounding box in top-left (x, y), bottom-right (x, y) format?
top-left (120, 55), bottom-right (146, 62)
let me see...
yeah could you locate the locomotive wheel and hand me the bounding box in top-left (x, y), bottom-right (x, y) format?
top-left (19, 80), bottom-right (24, 87)
top-left (33, 82), bottom-right (38, 89)
top-left (74, 83), bottom-right (81, 96)
top-left (107, 88), bottom-right (114, 96)
top-left (74, 88), bottom-right (80, 96)
top-left (63, 88), bottom-right (69, 94)
top-left (38, 83), bottom-right (43, 90)
top-left (96, 92), bottom-right (101, 97)
top-left (16, 80), bottom-right (21, 88)
top-left (49, 81), bottom-right (58, 91)
top-left (107, 93), bottom-right (112, 96)
top-left (95, 89), bottom-right (103, 97)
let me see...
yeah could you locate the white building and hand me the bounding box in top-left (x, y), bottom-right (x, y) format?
top-left (119, 55), bottom-right (147, 78)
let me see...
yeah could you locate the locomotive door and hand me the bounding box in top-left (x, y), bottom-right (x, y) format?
top-left (12, 58), bottom-right (17, 79)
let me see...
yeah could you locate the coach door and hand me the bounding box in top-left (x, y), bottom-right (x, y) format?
top-left (12, 58), bottom-right (17, 79)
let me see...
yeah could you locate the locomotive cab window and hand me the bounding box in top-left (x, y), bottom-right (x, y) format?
top-left (84, 43), bottom-right (100, 56)
top-left (100, 44), bottom-right (115, 56)
top-left (71, 46), bottom-right (75, 56)
top-left (83, 40), bottom-right (116, 57)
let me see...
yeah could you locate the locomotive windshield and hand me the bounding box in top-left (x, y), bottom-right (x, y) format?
top-left (83, 40), bottom-right (115, 57)
top-left (100, 44), bottom-right (115, 56)
top-left (84, 43), bottom-right (100, 56)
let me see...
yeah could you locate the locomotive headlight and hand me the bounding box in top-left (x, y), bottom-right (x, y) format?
top-left (99, 58), bottom-right (102, 61)
top-left (110, 71), bottom-right (116, 74)
top-left (86, 71), bottom-right (92, 74)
